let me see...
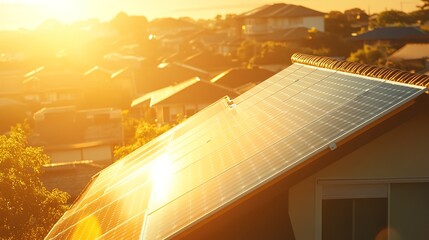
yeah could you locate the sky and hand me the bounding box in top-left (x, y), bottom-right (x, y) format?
top-left (0, 0), bottom-right (423, 30)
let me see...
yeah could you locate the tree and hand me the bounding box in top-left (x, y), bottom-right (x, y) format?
top-left (418, 0), bottom-right (429, 10)
top-left (347, 43), bottom-right (395, 66)
top-left (372, 10), bottom-right (414, 27)
top-left (0, 124), bottom-right (69, 239)
top-left (114, 112), bottom-right (173, 160)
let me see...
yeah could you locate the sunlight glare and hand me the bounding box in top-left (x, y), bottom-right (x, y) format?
top-left (150, 154), bottom-right (174, 201)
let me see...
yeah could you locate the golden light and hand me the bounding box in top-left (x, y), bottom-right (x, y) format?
top-left (71, 215), bottom-right (102, 239)
top-left (11, 0), bottom-right (84, 26)
top-left (149, 154), bottom-right (175, 201)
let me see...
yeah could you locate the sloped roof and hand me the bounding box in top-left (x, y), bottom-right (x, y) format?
top-left (137, 63), bottom-right (210, 94)
top-left (388, 43), bottom-right (429, 61)
top-left (210, 67), bottom-right (275, 88)
top-left (240, 3), bottom-right (324, 18)
top-left (351, 27), bottom-right (429, 41)
top-left (132, 78), bottom-right (239, 108)
top-left (46, 54), bottom-right (428, 240)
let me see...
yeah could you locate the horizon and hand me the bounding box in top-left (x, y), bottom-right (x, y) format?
top-left (0, 0), bottom-right (423, 30)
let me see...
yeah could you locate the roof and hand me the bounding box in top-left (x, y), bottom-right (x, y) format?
top-left (46, 54), bottom-right (428, 240)
top-left (351, 27), bottom-right (429, 41)
top-left (132, 77), bottom-right (239, 108)
top-left (240, 3), bottom-right (324, 18)
top-left (137, 63), bottom-right (210, 94)
top-left (388, 43), bottom-right (429, 61)
top-left (210, 67), bottom-right (275, 89)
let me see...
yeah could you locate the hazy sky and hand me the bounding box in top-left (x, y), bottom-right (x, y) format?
top-left (0, 0), bottom-right (423, 30)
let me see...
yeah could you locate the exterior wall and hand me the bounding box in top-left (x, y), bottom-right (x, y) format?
top-left (303, 16), bottom-right (324, 32)
top-left (155, 104), bottom-right (209, 123)
top-left (243, 16), bottom-right (324, 35)
top-left (289, 111), bottom-right (429, 239)
top-left (48, 145), bottom-right (113, 163)
top-left (82, 145), bottom-right (112, 161)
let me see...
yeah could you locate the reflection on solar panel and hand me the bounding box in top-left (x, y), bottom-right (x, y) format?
top-left (45, 55), bottom-right (427, 240)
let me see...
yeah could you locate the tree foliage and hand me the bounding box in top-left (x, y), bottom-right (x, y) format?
top-left (0, 124), bottom-right (69, 239)
top-left (114, 112), bottom-right (173, 160)
top-left (347, 43), bottom-right (395, 66)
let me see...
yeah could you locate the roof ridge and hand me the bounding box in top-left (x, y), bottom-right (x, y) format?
top-left (291, 53), bottom-right (429, 89)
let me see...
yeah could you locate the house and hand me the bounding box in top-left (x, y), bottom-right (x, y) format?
top-left (388, 43), bottom-right (429, 73)
top-left (388, 43), bottom-right (429, 62)
top-left (31, 106), bottom-right (123, 164)
top-left (22, 67), bottom-right (84, 109)
top-left (240, 3), bottom-right (325, 35)
top-left (209, 67), bottom-right (275, 91)
top-left (181, 50), bottom-right (240, 73)
top-left (132, 77), bottom-right (239, 123)
top-left (46, 53), bottom-right (429, 240)
top-left (137, 62), bottom-right (210, 94)
top-left (351, 27), bottom-right (429, 48)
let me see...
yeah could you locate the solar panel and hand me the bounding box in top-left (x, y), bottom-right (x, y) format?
top-left (45, 62), bottom-right (426, 240)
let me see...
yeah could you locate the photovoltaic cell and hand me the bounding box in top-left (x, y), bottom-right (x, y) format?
top-left (45, 62), bottom-right (426, 240)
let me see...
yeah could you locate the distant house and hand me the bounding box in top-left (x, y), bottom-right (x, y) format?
top-left (132, 77), bottom-right (238, 123)
top-left (147, 18), bottom-right (200, 38)
top-left (137, 62), bottom-right (210, 94)
top-left (23, 67), bottom-right (84, 109)
top-left (351, 27), bottom-right (429, 47)
top-left (31, 106), bottom-right (123, 164)
top-left (210, 67), bottom-right (275, 92)
top-left (181, 51), bottom-right (240, 73)
top-left (239, 3), bottom-right (325, 35)
top-left (47, 53), bottom-right (429, 240)
top-left (388, 43), bottom-right (429, 62)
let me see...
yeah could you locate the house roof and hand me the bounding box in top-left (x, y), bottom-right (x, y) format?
top-left (46, 54), bottom-right (428, 240)
top-left (210, 67), bottom-right (275, 89)
top-left (137, 62), bottom-right (211, 94)
top-left (351, 27), bottom-right (429, 41)
top-left (388, 43), bottom-right (429, 61)
top-left (132, 77), bottom-right (239, 108)
top-left (240, 3), bottom-right (324, 18)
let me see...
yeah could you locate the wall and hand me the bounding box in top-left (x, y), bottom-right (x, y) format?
top-left (303, 16), bottom-right (324, 32)
top-left (289, 106), bottom-right (429, 239)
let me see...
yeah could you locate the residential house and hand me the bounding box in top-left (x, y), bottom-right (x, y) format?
top-left (83, 66), bottom-right (136, 108)
top-left (132, 77), bottom-right (238, 123)
top-left (181, 51), bottom-right (240, 73)
top-left (351, 26), bottom-right (429, 48)
top-left (147, 18), bottom-right (200, 39)
top-left (32, 106), bottom-right (123, 164)
top-left (46, 53), bottom-right (429, 240)
top-left (23, 67), bottom-right (84, 110)
top-left (210, 67), bottom-right (275, 92)
top-left (240, 3), bottom-right (325, 35)
top-left (388, 43), bottom-right (429, 73)
top-left (137, 62), bottom-right (210, 94)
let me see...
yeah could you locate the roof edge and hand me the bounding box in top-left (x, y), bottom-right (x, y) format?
top-left (291, 53), bottom-right (429, 90)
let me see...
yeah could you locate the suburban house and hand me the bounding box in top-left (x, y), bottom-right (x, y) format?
top-left (136, 62), bottom-right (211, 95)
top-left (351, 26), bottom-right (429, 47)
top-left (31, 106), bottom-right (123, 164)
top-left (132, 77), bottom-right (239, 123)
top-left (239, 3), bottom-right (325, 35)
top-left (46, 53), bottom-right (429, 240)
top-left (209, 67), bottom-right (275, 92)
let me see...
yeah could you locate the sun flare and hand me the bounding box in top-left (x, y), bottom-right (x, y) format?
top-left (149, 154), bottom-right (175, 201)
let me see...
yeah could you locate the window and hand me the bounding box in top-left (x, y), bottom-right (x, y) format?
top-left (318, 180), bottom-right (429, 240)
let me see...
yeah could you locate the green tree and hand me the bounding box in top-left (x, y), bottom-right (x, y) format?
top-left (347, 43), bottom-right (395, 66)
top-left (0, 124), bottom-right (69, 239)
top-left (372, 10), bottom-right (414, 27)
top-left (114, 113), bottom-right (173, 160)
top-left (418, 0), bottom-right (429, 10)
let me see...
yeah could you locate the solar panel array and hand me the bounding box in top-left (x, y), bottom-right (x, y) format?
top-left (45, 63), bottom-right (426, 240)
